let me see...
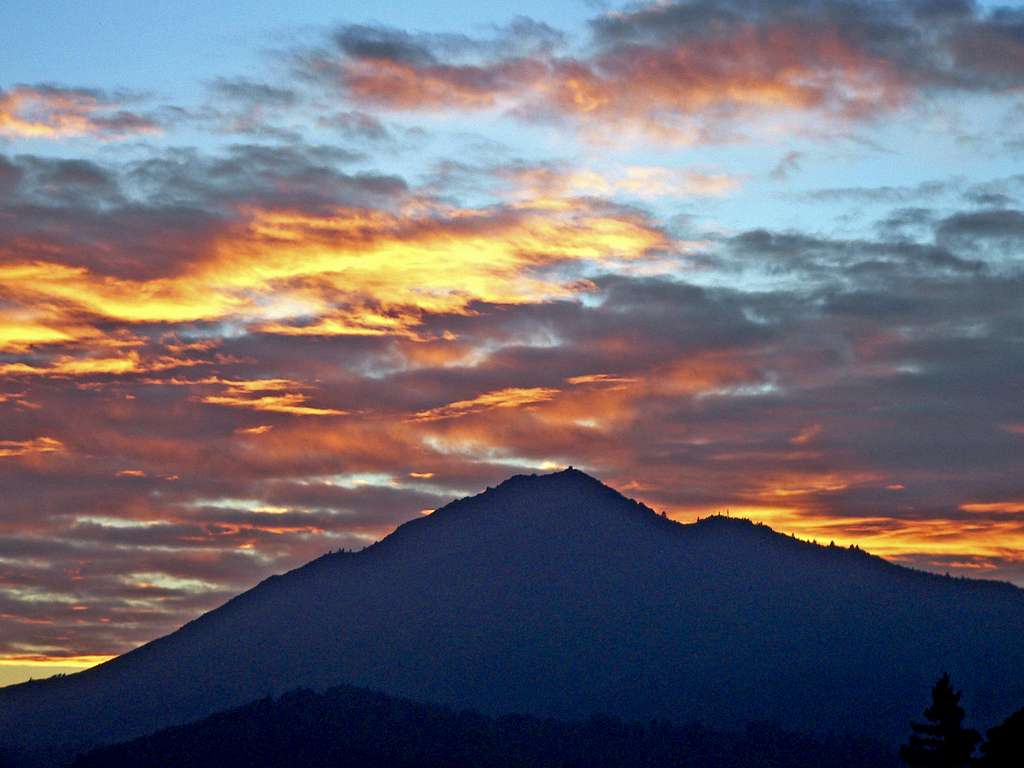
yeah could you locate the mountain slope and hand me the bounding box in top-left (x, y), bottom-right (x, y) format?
top-left (2, 469), bottom-right (1023, 765)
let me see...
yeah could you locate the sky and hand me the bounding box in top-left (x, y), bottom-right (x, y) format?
top-left (1, 0), bottom-right (1023, 686)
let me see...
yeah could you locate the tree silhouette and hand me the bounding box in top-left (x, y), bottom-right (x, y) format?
top-left (69, 681), bottom-right (900, 768)
top-left (976, 707), bottom-right (1024, 767)
top-left (899, 673), bottom-right (979, 767)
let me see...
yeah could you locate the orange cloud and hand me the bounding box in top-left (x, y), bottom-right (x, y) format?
top-left (338, 57), bottom-right (543, 109)
top-left (0, 436), bottom-right (64, 458)
top-left (322, 21), bottom-right (911, 143)
top-left (960, 500), bottom-right (1024, 514)
top-left (0, 345), bottom-right (209, 378)
top-left (413, 386), bottom-right (560, 421)
top-left (0, 86), bottom-right (158, 140)
top-left (559, 24), bottom-right (907, 117)
top-left (236, 425), bottom-right (274, 436)
top-left (789, 424), bottom-right (823, 445)
top-left (564, 373), bottom-right (638, 388)
top-left (196, 378), bottom-right (348, 417)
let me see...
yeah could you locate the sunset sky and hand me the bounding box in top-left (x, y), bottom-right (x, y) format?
top-left (2, 0), bottom-right (1023, 686)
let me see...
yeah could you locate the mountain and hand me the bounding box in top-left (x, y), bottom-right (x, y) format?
top-left (2, 468), bottom-right (1023, 766)
top-left (69, 682), bottom-right (898, 768)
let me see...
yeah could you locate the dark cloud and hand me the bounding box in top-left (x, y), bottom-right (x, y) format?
top-left (590, 0), bottom-right (1024, 92)
top-left (125, 143), bottom-right (397, 210)
top-left (805, 180), bottom-right (952, 204)
top-left (0, 145), bottom-right (407, 281)
top-left (209, 78), bottom-right (299, 108)
top-left (0, 157), bottom-right (24, 192)
top-left (875, 206), bottom-right (937, 236)
top-left (332, 25), bottom-right (441, 66)
top-left (936, 208), bottom-right (1024, 241)
top-left (770, 151), bottom-right (803, 181)
top-left (318, 110), bottom-right (392, 141)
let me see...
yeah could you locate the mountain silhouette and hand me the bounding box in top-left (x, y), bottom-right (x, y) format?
top-left (2, 468), bottom-right (1023, 766)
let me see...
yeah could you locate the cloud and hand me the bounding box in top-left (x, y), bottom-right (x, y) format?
top-left (0, 85), bottom-right (159, 140)
top-left (0, 436), bottom-right (63, 458)
top-left (770, 151), bottom-right (803, 181)
top-left (0, 149), bottom-right (670, 356)
top-left (505, 164), bottom-right (743, 199)
top-left (318, 110), bottom-right (393, 142)
top-left (412, 386), bottom-right (560, 421)
top-left (937, 208), bottom-right (1024, 241)
top-left (806, 179), bottom-right (951, 204)
top-left (292, 2), bottom-right (1024, 142)
top-left (209, 78), bottom-right (299, 108)
top-left (195, 378), bottom-right (349, 416)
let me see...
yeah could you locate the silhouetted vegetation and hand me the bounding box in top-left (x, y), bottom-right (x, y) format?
top-left (900, 673), bottom-right (979, 766)
top-left (899, 674), bottom-right (1023, 767)
top-left (71, 683), bottom-right (898, 768)
top-left (65, 677), bottom-right (1024, 768)
top-left (976, 706), bottom-right (1024, 767)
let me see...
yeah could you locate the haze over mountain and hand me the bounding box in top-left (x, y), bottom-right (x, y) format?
top-left (2, 469), bottom-right (1023, 766)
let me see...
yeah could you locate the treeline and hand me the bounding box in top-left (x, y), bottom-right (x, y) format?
top-left (65, 676), bottom-right (1024, 768)
top-left (901, 673), bottom-right (1022, 767)
top-left (71, 683), bottom-right (897, 768)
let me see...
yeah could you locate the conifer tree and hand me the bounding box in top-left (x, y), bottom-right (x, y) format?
top-left (899, 673), bottom-right (979, 767)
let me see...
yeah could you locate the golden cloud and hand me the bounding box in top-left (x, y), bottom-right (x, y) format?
top-left (195, 378), bottom-right (348, 416)
top-left (0, 198), bottom-right (668, 356)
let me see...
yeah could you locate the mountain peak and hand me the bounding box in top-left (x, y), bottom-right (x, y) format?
top-left (486, 466), bottom-right (624, 500)
top-left (419, 466), bottom-right (660, 528)
top-left (372, 466), bottom-right (659, 554)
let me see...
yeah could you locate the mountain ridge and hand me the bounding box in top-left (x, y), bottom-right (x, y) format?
top-left (2, 468), bottom-right (1023, 766)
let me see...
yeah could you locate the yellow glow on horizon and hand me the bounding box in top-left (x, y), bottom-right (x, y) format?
top-left (669, 504), bottom-right (1024, 562)
top-left (0, 654), bottom-right (115, 669)
top-left (0, 654), bottom-right (116, 688)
